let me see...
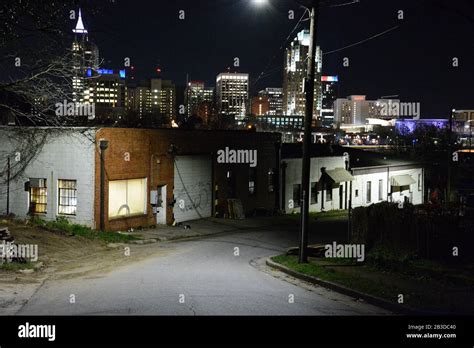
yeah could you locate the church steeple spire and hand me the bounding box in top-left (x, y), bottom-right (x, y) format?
top-left (73, 8), bottom-right (88, 34)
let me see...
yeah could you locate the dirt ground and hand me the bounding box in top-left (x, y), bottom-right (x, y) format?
top-left (0, 220), bottom-right (173, 314)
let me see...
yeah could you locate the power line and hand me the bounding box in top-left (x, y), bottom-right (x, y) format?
top-left (251, 8), bottom-right (310, 88)
top-left (328, 0), bottom-right (360, 8)
top-left (323, 25), bottom-right (400, 55)
top-left (250, 23), bottom-right (400, 82)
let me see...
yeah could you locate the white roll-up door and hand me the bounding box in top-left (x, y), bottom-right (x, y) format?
top-left (173, 155), bottom-right (212, 223)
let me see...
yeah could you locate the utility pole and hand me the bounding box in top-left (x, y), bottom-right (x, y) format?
top-left (470, 121), bottom-right (472, 150)
top-left (99, 139), bottom-right (109, 232)
top-left (299, 0), bottom-right (320, 264)
top-left (6, 156), bottom-right (10, 216)
top-left (345, 155), bottom-right (351, 242)
top-left (447, 110), bottom-right (453, 202)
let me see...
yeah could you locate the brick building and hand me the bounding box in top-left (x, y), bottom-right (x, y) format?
top-left (0, 127), bottom-right (281, 231)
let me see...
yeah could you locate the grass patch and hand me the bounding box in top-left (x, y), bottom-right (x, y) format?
top-left (365, 247), bottom-right (416, 272)
top-left (365, 247), bottom-right (474, 287)
top-left (0, 261), bottom-right (35, 272)
top-left (271, 254), bottom-right (474, 313)
top-left (29, 216), bottom-right (138, 243)
top-left (272, 254), bottom-right (410, 302)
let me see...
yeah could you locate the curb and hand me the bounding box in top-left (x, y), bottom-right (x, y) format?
top-left (129, 238), bottom-right (158, 245)
top-left (266, 258), bottom-right (423, 315)
top-left (147, 225), bottom-right (262, 243)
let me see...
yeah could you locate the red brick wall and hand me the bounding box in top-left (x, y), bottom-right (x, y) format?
top-left (95, 128), bottom-right (281, 231)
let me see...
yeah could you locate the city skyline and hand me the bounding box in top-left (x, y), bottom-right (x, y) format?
top-left (82, 0), bottom-right (474, 118)
top-left (1, 1), bottom-right (472, 119)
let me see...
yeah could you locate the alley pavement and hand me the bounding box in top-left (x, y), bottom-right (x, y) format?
top-left (15, 216), bottom-right (389, 315)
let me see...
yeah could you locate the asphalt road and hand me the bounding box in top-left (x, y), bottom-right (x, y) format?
top-left (16, 222), bottom-right (389, 315)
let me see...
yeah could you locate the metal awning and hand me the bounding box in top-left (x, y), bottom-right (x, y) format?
top-left (325, 168), bottom-right (355, 183)
top-left (391, 174), bottom-right (416, 187)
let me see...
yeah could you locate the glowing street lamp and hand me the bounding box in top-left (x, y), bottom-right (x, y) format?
top-left (252, 0), bottom-right (269, 6)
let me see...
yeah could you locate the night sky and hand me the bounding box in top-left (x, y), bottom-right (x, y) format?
top-left (81, 0), bottom-right (473, 118)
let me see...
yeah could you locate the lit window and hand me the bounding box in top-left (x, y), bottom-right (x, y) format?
top-left (109, 178), bottom-right (147, 219)
top-left (29, 179), bottom-right (47, 214)
top-left (58, 180), bottom-right (77, 215)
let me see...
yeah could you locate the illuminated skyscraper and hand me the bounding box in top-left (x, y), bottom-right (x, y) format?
top-left (321, 76), bottom-right (339, 127)
top-left (216, 73), bottom-right (249, 120)
top-left (71, 9), bottom-right (99, 104)
top-left (84, 69), bottom-right (126, 120)
top-left (282, 29), bottom-right (322, 118)
top-left (185, 81), bottom-right (214, 117)
top-left (258, 88), bottom-right (283, 116)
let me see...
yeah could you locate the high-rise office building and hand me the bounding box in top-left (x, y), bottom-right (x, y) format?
top-left (127, 85), bottom-right (152, 116)
top-left (216, 73), bottom-right (249, 120)
top-left (283, 29), bottom-right (322, 118)
top-left (185, 81), bottom-right (214, 117)
top-left (321, 76), bottom-right (338, 127)
top-left (127, 78), bottom-right (176, 123)
top-left (83, 68), bottom-right (126, 119)
top-left (258, 88), bottom-right (283, 116)
top-left (151, 79), bottom-right (176, 122)
top-left (334, 96), bottom-right (402, 126)
top-left (71, 9), bottom-right (99, 104)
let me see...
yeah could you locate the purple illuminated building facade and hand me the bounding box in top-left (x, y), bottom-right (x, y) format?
top-left (395, 119), bottom-right (449, 134)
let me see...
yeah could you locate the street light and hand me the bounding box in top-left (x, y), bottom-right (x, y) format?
top-left (254, 0), bottom-right (320, 263)
top-left (252, 0), bottom-right (269, 6)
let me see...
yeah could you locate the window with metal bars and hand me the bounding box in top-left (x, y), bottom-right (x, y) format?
top-left (58, 180), bottom-right (77, 216)
top-left (29, 179), bottom-right (47, 214)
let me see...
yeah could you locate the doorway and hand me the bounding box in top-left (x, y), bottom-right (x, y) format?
top-left (156, 185), bottom-right (167, 225)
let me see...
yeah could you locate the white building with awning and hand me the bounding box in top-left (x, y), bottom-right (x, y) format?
top-left (281, 144), bottom-right (424, 213)
top-left (325, 168), bottom-right (355, 184)
top-left (391, 174), bottom-right (416, 187)
top-left (351, 167), bottom-right (423, 209)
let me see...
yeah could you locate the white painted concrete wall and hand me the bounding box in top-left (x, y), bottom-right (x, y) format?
top-left (352, 167), bottom-right (424, 208)
top-left (0, 128), bottom-right (96, 227)
top-left (283, 156), bottom-right (347, 213)
top-left (283, 156), bottom-right (424, 214)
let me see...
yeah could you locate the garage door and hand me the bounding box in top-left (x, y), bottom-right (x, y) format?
top-left (173, 155), bottom-right (212, 223)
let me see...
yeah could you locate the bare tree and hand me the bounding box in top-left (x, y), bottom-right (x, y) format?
top-left (0, 1), bottom-right (107, 195)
